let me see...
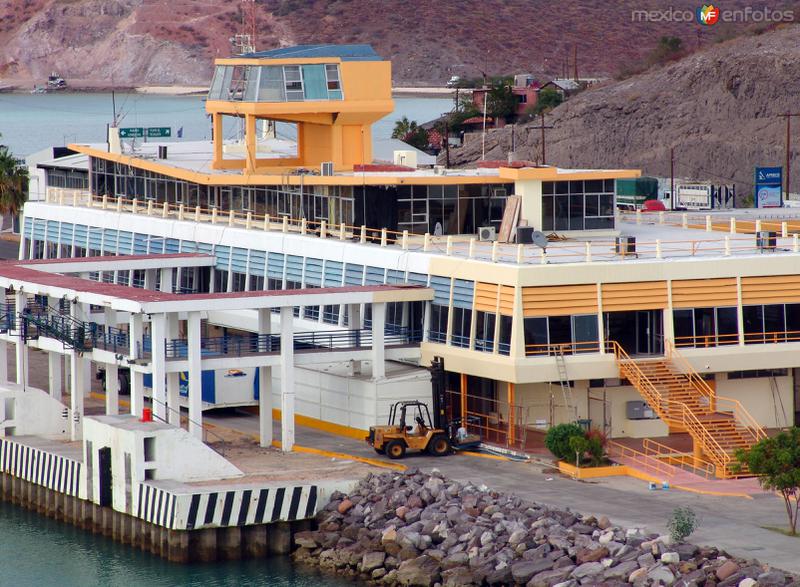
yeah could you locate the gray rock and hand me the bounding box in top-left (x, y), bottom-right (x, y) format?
top-left (647, 564), bottom-right (675, 586)
top-left (757, 570), bottom-right (789, 586)
top-left (572, 562), bottom-right (605, 580)
top-left (361, 551), bottom-right (386, 572)
top-left (512, 559), bottom-right (556, 583)
top-left (637, 552), bottom-right (656, 568)
top-left (603, 560), bottom-right (640, 580)
top-left (441, 551), bottom-right (469, 570)
top-left (396, 555), bottom-right (441, 586)
top-left (441, 567), bottom-right (476, 587)
top-left (527, 566), bottom-right (575, 587)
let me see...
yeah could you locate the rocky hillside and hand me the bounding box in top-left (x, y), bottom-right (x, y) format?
top-left (448, 24), bottom-right (800, 197)
top-left (0, 0), bottom-right (796, 87)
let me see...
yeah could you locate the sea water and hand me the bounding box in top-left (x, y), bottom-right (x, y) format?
top-left (0, 91), bottom-right (453, 157)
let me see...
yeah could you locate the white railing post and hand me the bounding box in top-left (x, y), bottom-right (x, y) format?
top-left (782, 222), bottom-right (788, 238)
top-left (72, 192), bottom-right (78, 207)
top-left (584, 241), bottom-right (592, 263)
top-left (320, 220), bottom-right (327, 239)
top-left (468, 238), bottom-right (476, 259)
top-left (705, 215), bottom-right (712, 232)
top-left (359, 225), bottom-right (366, 244)
top-left (681, 213), bottom-right (688, 229)
top-left (58, 191), bottom-right (64, 205)
top-left (540, 248), bottom-right (547, 264)
top-left (211, 208), bottom-right (218, 224)
top-left (724, 236), bottom-right (731, 256)
top-left (101, 194), bottom-right (108, 209)
top-left (195, 205), bottom-right (201, 222)
top-left (754, 219), bottom-right (761, 234)
top-left (635, 209), bottom-right (642, 225)
top-left (147, 200), bottom-right (154, 216)
top-left (178, 203), bottom-right (185, 220)
top-left (116, 197), bottom-right (122, 212)
top-left (656, 239), bottom-right (662, 259)
top-left (423, 233), bottom-right (431, 252)
top-left (491, 241), bottom-right (499, 262)
top-left (162, 202), bottom-right (169, 218)
top-left (282, 217), bottom-right (289, 233)
top-left (381, 228), bottom-right (388, 247)
top-left (729, 217), bottom-right (736, 234)
top-left (228, 209), bottom-right (235, 226)
top-left (794, 234), bottom-right (799, 253)
top-left (300, 218), bottom-right (307, 235)
top-left (658, 211), bottom-right (665, 225)
top-left (264, 213), bottom-right (271, 231)
top-left (132, 198), bottom-right (139, 214)
top-left (246, 211), bottom-right (252, 229)
top-left (445, 235), bottom-right (452, 255)
top-left (517, 243), bottom-right (524, 264)
top-left (339, 222), bottom-right (346, 240)
top-left (401, 229), bottom-right (408, 250)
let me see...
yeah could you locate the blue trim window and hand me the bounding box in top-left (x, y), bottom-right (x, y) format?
top-left (428, 304), bottom-right (448, 344)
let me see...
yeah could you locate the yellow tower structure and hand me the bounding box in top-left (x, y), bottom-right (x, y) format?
top-left (205, 44), bottom-right (394, 173)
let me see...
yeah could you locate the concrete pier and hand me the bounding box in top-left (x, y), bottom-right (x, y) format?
top-left (0, 472), bottom-right (312, 563)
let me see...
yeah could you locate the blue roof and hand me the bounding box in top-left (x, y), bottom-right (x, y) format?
top-left (243, 44), bottom-right (382, 62)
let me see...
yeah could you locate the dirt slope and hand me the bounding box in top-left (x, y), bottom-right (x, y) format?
top-left (0, 0), bottom-right (796, 87)
top-left (448, 24), bottom-right (800, 196)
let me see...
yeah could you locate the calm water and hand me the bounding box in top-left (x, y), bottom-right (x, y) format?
top-left (0, 501), bottom-right (350, 587)
top-left (0, 91), bottom-right (453, 157)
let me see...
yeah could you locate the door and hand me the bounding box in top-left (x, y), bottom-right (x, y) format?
top-left (636, 311), bottom-right (663, 355)
top-left (98, 446), bottom-right (112, 508)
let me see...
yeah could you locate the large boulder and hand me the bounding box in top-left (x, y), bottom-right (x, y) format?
top-left (396, 555), bottom-right (441, 586)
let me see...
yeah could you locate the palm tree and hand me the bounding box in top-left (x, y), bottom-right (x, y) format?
top-left (0, 135), bottom-right (28, 231)
top-left (391, 116), bottom-right (418, 140)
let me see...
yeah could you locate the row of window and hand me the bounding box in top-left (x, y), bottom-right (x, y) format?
top-left (208, 64), bottom-right (343, 103)
top-left (541, 180), bottom-right (616, 232)
top-left (428, 305), bottom-right (511, 355)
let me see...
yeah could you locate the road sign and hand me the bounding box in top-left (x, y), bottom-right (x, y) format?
top-left (145, 127), bottom-right (171, 138)
top-left (119, 127), bottom-right (144, 138)
top-left (755, 166), bottom-right (782, 208)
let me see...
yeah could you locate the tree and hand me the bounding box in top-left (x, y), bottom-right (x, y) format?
top-left (531, 87), bottom-right (563, 117)
top-left (544, 422), bottom-right (585, 461)
top-left (735, 428), bottom-right (800, 535)
top-left (485, 81), bottom-right (517, 122)
top-left (391, 116), bottom-right (429, 151)
top-left (0, 134), bottom-right (28, 229)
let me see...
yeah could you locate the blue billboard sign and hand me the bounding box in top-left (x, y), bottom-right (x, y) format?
top-left (755, 166), bottom-right (783, 208)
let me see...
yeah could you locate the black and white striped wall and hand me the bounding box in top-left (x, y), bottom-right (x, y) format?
top-left (0, 438), bottom-right (84, 498)
top-left (136, 482), bottom-right (327, 530)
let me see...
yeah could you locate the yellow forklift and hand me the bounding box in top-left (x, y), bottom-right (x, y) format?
top-left (366, 400), bottom-right (451, 459)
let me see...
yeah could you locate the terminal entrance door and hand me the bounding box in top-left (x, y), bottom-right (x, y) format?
top-left (604, 310), bottom-right (663, 356)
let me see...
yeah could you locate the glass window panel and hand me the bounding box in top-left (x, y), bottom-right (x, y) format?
top-left (548, 315), bottom-right (571, 345)
top-left (604, 179), bottom-right (615, 192)
top-left (325, 64), bottom-right (341, 91)
top-left (258, 66), bottom-right (285, 101)
top-left (673, 309), bottom-right (694, 345)
top-left (584, 194), bottom-right (599, 217)
top-left (555, 181), bottom-right (569, 195)
top-left (302, 64), bottom-right (328, 100)
top-left (568, 181), bottom-right (584, 194)
top-left (585, 179), bottom-right (604, 193)
top-left (716, 307), bottom-right (738, 345)
top-left (543, 182), bottom-right (554, 195)
top-left (208, 66), bottom-right (227, 100)
top-left (742, 305), bottom-right (764, 343)
top-left (763, 304), bottom-right (786, 341)
top-left (524, 317), bottom-right (548, 354)
top-left (569, 194), bottom-right (584, 230)
top-left (786, 304), bottom-right (800, 338)
top-left (244, 66), bottom-right (259, 101)
top-left (554, 195), bottom-right (569, 230)
top-left (572, 314), bottom-right (598, 353)
top-left (542, 195), bottom-right (554, 231)
top-left (284, 65), bottom-right (304, 101)
top-left (599, 194), bottom-right (614, 216)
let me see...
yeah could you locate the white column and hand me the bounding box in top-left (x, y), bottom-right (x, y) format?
top-left (160, 268), bottom-right (174, 294)
top-left (151, 313), bottom-right (167, 422)
top-left (166, 312), bottom-right (181, 425)
top-left (187, 311), bottom-right (203, 440)
top-left (48, 352), bottom-right (62, 401)
top-left (348, 303), bottom-right (362, 375)
top-left (144, 269), bottom-right (157, 290)
top-left (371, 302), bottom-right (386, 380)
top-left (258, 309), bottom-right (273, 447)
top-left (128, 313), bottom-right (145, 417)
top-left (0, 287), bottom-right (7, 384)
top-left (69, 301), bottom-right (85, 441)
top-left (279, 306), bottom-right (295, 451)
top-left (14, 291), bottom-right (27, 387)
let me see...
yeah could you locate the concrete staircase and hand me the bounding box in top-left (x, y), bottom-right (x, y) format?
top-left (611, 343), bottom-right (766, 478)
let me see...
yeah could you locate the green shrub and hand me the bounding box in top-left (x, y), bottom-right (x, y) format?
top-left (568, 435), bottom-right (590, 466)
top-left (544, 423), bottom-right (585, 461)
top-left (667, 507), bottom-right (697, 542)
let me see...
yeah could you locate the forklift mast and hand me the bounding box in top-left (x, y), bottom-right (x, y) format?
top-left (429, 356), bottom-right (447, 430)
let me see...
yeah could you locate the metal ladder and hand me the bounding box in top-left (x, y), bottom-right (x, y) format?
top-left (555, 347), bottom-right (576, 422)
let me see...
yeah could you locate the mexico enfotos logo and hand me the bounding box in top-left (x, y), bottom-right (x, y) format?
top-left (632, 4), bottom-right (795, 24)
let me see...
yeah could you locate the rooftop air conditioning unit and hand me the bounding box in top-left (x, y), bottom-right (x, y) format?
top-left (433, 165), bottom-right (447, 176)
top-left (320, 161), bottom-right (334, 176)
top-left (756, 230), bottom-right (777, 252)
top-left (479, 226), bottom-right (496, 242)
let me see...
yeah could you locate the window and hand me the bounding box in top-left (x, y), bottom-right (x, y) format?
top-left (283, 66), bottom-right (303, 101)
top-left (231, 272), bottom-right (246, 292)
top-left (524, 314), bottom-right (598, 355)
top-left (524, 317), bottom-right (548, 354)
top-left (498, 315), bottom-right (512, 356)
top-left (325, 64), bottom-right (342, 99)
top-left (428, 304), bottom-right (449, 343)
top-left (743, 304), bottom-right (790, 344)
top-left (674, 307), bottom-right (738, 348)
top-left (728, 368), bottom-right (788, 379)
top-left (475, 311), bottom-right (496, 352)
top-left (451, 307), bottom-right (472, 348)
top-left (542, 180), bottom-right (615, 232)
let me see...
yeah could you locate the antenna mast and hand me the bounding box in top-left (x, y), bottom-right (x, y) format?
top-left (230, 0), bottom-right (257, 55)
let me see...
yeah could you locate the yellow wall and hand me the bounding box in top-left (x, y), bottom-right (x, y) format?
top-left (715, 373), bottom-right (793, 429)
top-left (607, 385), bottom-right (670, 439)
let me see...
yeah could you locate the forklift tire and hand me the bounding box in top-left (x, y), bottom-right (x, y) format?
top-left (374, 447), bottom-right (385, 455)
top-left (385, 440), bottom-right (406, 460)
top-left (427, 434), bottom-right (451, 456)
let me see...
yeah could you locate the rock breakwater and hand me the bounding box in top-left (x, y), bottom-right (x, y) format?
top-left (293, 469), bottom-right (795, 586)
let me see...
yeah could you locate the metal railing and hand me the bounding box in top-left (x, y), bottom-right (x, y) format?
top-left (607, 440), bottom-right (680, 479)
top-left (525, 340), bottom-right (608, 357)
top-left (44, 188), bottom-right (800, 265)
top-left (641, 438), bottom-right (716, 479)
top-left (148, 396), bottom-right (227, 456)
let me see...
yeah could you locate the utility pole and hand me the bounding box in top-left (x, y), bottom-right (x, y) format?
top-left (530, 112), bottom-right (554, 165)
top-left (670, 147), bottom-right (675, 211)
top-left (780, 113), bottom-right (800, 202)
top-left (573, 44), bottom-right (578, 81)
top-left (444, 120), bottom-right (450, 168)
